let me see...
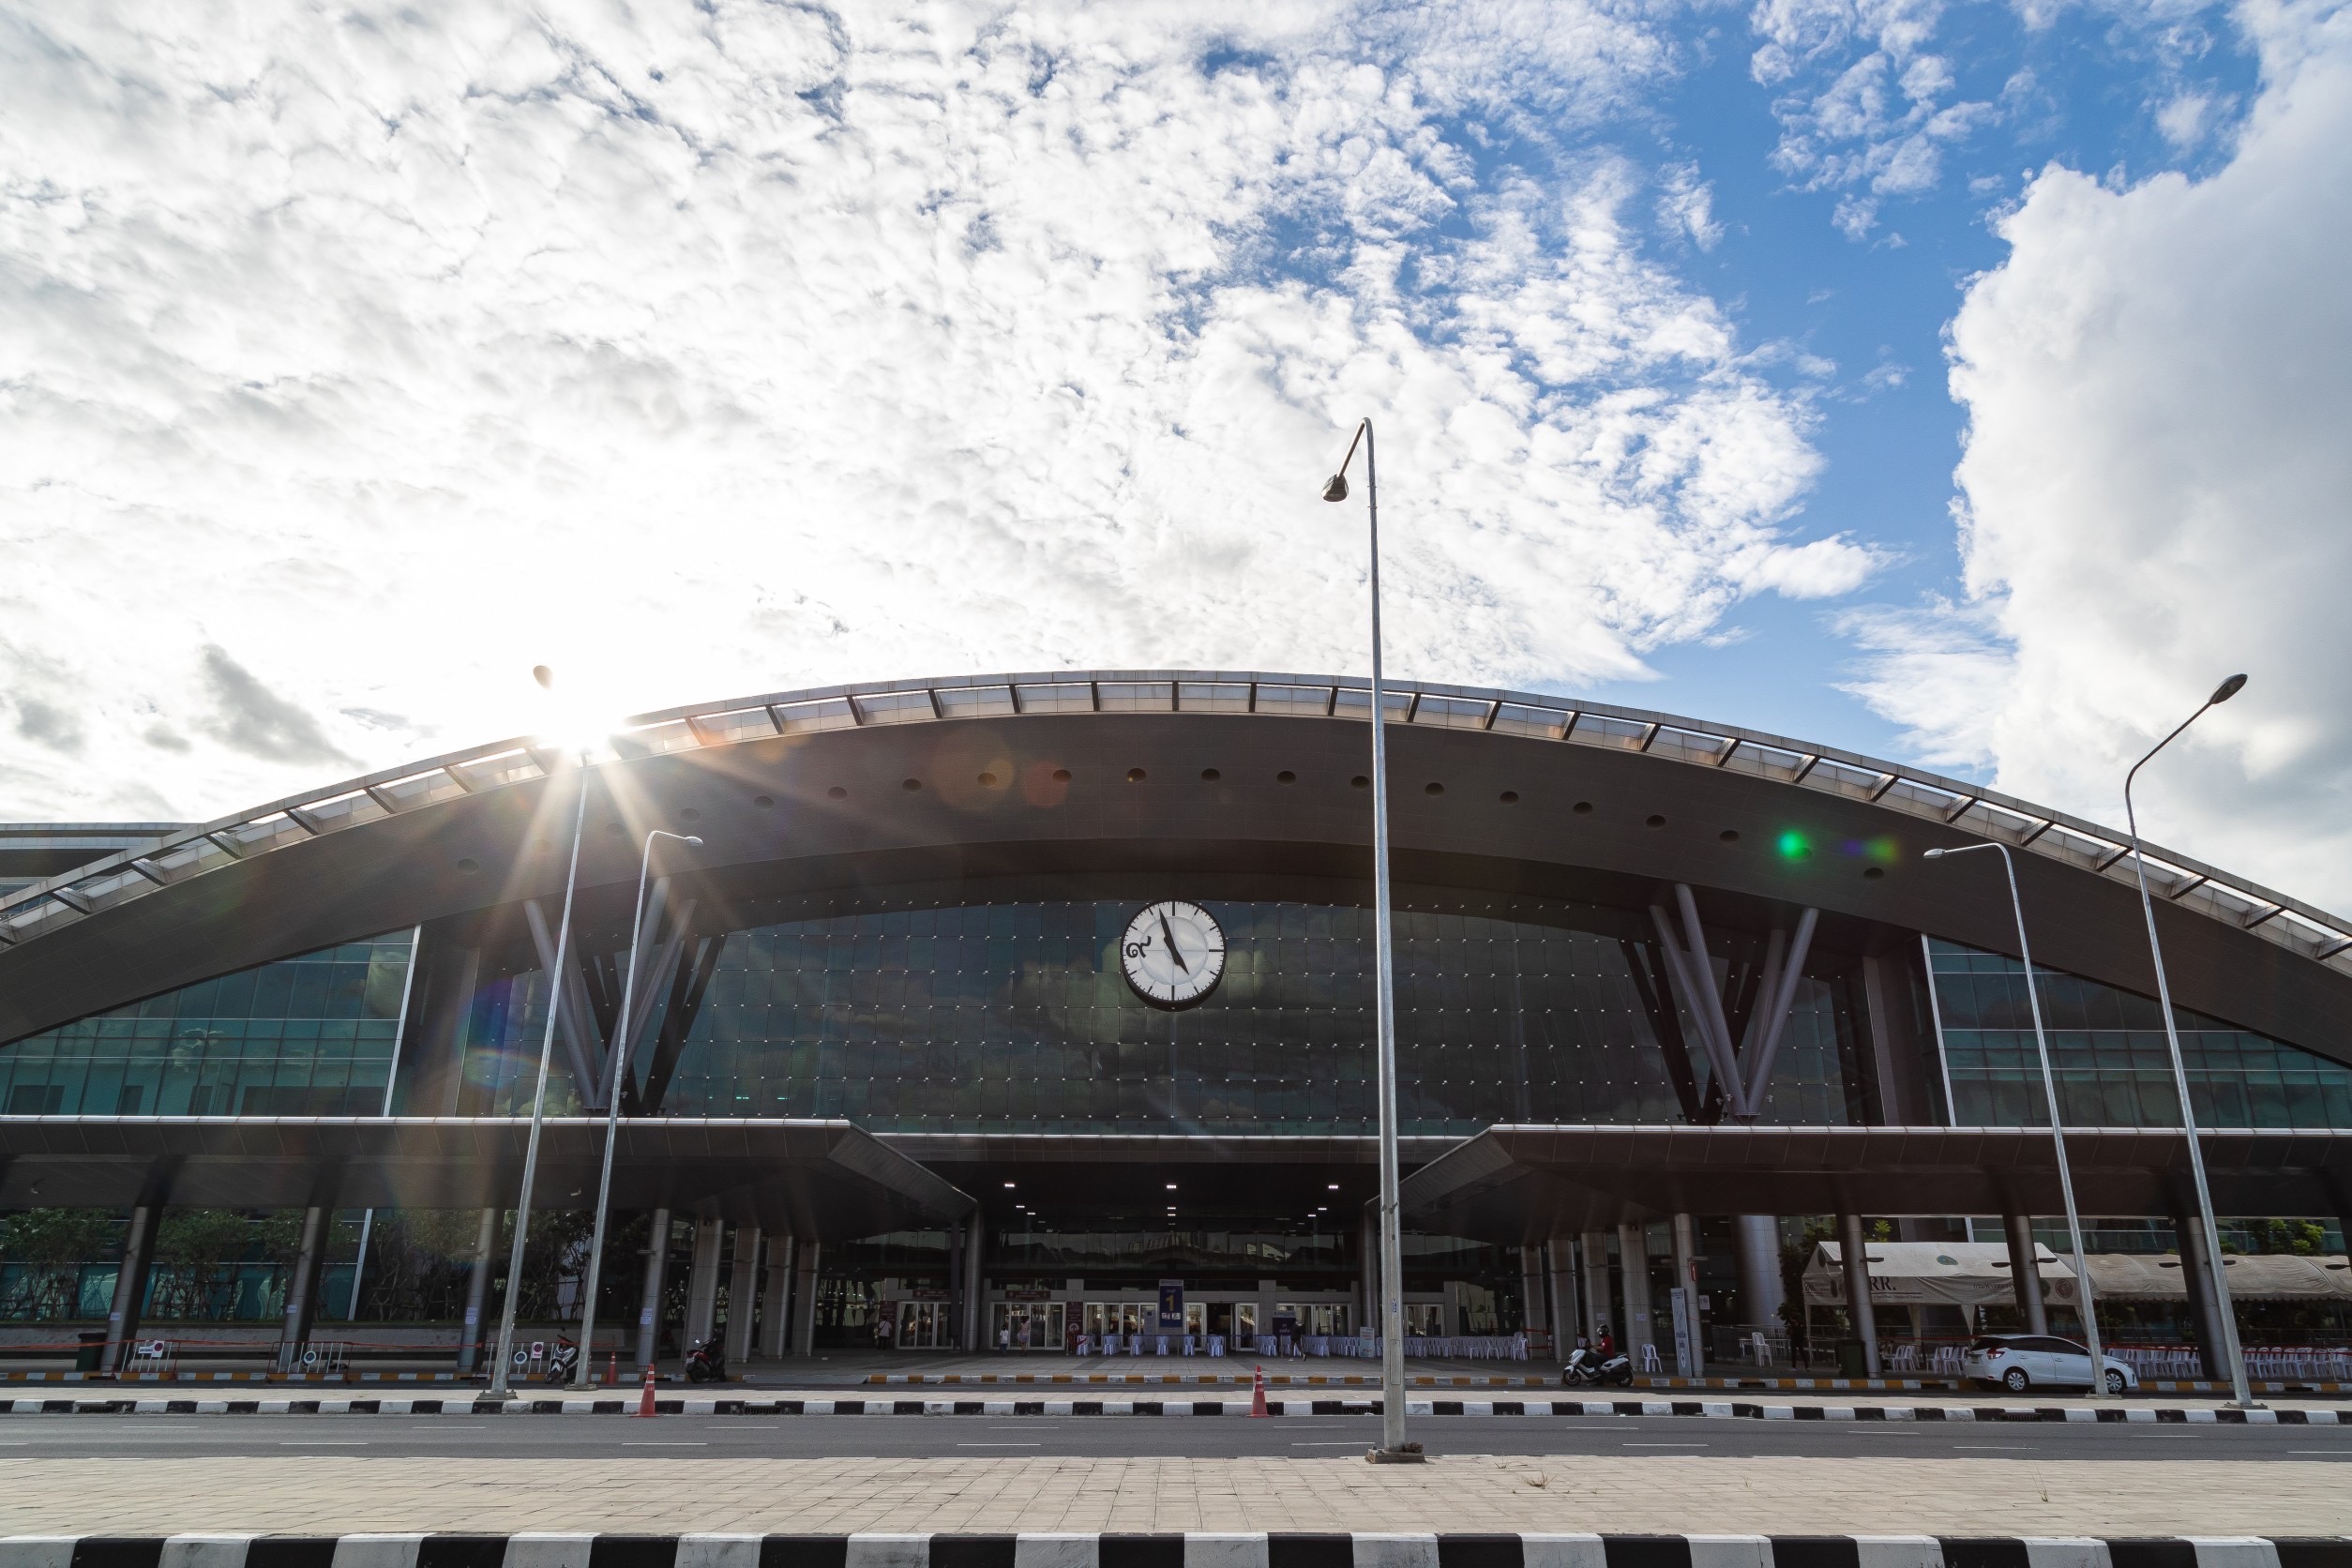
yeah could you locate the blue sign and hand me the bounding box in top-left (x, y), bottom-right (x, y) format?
top-left (1157, 1278), bottom-right (1184, 1331)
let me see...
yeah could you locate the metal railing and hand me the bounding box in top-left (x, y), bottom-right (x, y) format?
top-left (5, 669), bottom-right (2347, 979)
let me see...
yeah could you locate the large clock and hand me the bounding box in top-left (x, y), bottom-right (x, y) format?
top-left (1119, 900), bottom-right (1227, 1008)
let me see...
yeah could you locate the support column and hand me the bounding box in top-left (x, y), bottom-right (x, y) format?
top-left (1580, 1231), bottom-right (1610, 1343)
top-left (684, 1216), bottom-right (724, 1351)
top-left (1838, 1213), bottom-right (1880, 1377)
top-left (962, 1212), bottom-right (985, 1354)
top-left (1360, 1207), bottom-right (1380, 1338)
top-left (1671, 1213), bottom-right (1702, 1376)
top-left (276, 1205), bottom-right (332, 1369)
top-left (634, 1207), bottom-right (671, 1370)
top-left (100, 1202), bottom-right (162, 1376)
top-left (457, 1207), bottom-right (497, 1374)
top-left (2003, 1212), bottom-right (2049, 1335)
top-left (1518, 1245), bottom-right (1547, 1347)
top-left (2176, 1212), bottom-right (2224, 1379)
top-left (723, 1226), bottom-right (761, 1366)
top-left (792, 1241), bottom-right (822, 1356)
top-left (1545, 1240), bottom-right (1577, 1350)
top-left (1617, 1221), bottom-right (1654, 1367)
top-left (760, 1237), bottom-right (795, 1360)
top-left (1733, 1215), bottom-right (1785, 1335)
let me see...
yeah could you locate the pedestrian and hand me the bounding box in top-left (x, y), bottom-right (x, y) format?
top-left (1596, 1324), bottom-right (1615, 1359)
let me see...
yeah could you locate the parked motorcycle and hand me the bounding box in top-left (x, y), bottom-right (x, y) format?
top-left (684, 1338), bottom-right (728, 1383)
top-left (1561, 1347), bottom-right (1633, 1387)
top-left (546, 1337), bottom-right (580, 1382)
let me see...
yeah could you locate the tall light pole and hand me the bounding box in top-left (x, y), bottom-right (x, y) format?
top-left (1322, 418), bottom-right (1415, 1463)
top-left (572, 829), bottom-right (701, 1388)
top-left (1923, 842), bottom-right (2112, 1396)
top-left (2124, 672), bottom-right (2254, 1407)
top-left (488, 665), bottom-right (595, 1399)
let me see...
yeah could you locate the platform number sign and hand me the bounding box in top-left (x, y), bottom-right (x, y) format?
top-left (1120, 900), bottom-right (1226, 1008)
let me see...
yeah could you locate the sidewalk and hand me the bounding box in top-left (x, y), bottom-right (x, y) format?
top-left (0, 1455), bottom-right (2344, 1536)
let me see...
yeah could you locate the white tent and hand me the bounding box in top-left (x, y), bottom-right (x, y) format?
top-left (1802, 1242), bottom-right (2080, 1308)
top-left (2087, 1253), bottom-right (2352, 1302)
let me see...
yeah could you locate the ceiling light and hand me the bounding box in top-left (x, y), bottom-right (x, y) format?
top-left (1327, 1184), bottom-right (1339, 1190)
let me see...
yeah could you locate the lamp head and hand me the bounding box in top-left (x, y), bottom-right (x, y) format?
top-left (2209, 672), bottom-right (2248, 705)
top-left (532, 665), bottom-right (555, 690)
top-left (681, 836), bottom-right (704, 847)
top-left (1923, 848), bottom-right (1947, 859)
top-left (1321, 474), bottom-right (1349, 504)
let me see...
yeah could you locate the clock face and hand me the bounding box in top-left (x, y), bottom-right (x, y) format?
top-left (1120, 900), bottom-right (1227, 1008)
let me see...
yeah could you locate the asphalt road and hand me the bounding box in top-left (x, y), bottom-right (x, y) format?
top-left (4, 1414), bottom-right (2349, 1462)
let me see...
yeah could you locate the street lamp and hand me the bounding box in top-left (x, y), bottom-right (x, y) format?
top-left (1923, 842), bottom-right (2112, 1396)
top-left (488, 665), bottom-right (596, 1399)
top-left (572, 829), bottom-right (701, 1387)
top-left (1322, 418), bottom-right (1415, 1464)
top-left (2124, 672), bottom-right (2254, 1408)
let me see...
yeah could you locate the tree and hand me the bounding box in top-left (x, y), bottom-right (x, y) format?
top-left (0, 1210), bottom-right (114, 1320)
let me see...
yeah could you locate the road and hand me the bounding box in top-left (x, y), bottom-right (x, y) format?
top-left (6, 1412), bottom-right (2349, 1461)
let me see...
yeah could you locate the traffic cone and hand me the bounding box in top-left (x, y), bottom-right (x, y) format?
top-left (1249, 1363), bottom-right (1268, 1418)
top-left (636, 1364), bottom-right (658, 1418)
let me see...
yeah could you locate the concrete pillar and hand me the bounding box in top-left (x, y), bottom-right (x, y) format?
top-left (961, 1212), bottom-right (985, 1353)
top-left (1838, 1213), bottom-right (1880, 1377)
top-left (1580, 1231), bottom-right (1610, 1342)
top-left (1671, 1213), bottom-right (1702, 1376)
top-left (2176, 1213), bottom-right (2224, 1379)
top-left (792, 1241), bottom-right (822, 1356)
top-left (2003, 1213), bottom-right (2049, 1335)
top-left (685, 1216), bottom-right (724, 1350)
top-left (276, 1205), bottom-right (331, 1367)
top-left (634, 1207), bottom-right (671, 1370)
top-left (724, 1226), bottom-right (761, 1365)
top-left (1617, 1221), bottom-right (1654, 1366)
top-left (1360, 1207), bottom-right (1380, 1336)
top-left (457, 1207), bottom-right (497, 1374)
top-left (1519, 1245), bottom-right (1547, 1341)
top-left (100, 1203), bottom-right (162, 1376)
top-left (1545, 1240), bottom-right (1577, 1349)
top-left (1733, 1214), bottom-right (1785, 1333)
top-left (760, 1236), bottom-right (795, 1359)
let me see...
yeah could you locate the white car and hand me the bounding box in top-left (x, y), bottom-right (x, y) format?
top-left (1963, 1334), bottom-right (2139, 1395)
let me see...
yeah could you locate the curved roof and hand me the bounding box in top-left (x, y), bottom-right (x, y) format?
top-left (2, 669), bottom-right (2345, 1062)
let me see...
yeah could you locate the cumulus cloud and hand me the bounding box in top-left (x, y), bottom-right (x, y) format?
top-left (1845, 0), bottom-right (2352, 908)
top-left (0, 0), bottom-right (1868, 824)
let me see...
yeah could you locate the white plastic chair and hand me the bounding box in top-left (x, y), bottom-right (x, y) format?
top-left (1639, 1343), bottom-right (1663, 1373)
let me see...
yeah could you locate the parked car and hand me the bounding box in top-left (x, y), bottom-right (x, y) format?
top-left (1963, 1334), bottom-right (2138, 1394)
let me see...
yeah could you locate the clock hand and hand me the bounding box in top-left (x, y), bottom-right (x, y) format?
top-left (1159, 912), bottom-right (1189, 972)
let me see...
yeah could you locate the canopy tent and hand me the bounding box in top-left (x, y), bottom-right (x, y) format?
top-left (2086, 1252), bottom-right (2352, 1302)
top-left (1803, 1242), bottom-right (2080, 1308)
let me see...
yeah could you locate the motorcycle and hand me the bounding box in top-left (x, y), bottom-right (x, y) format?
top-left (546, 1337), bottom-right (580, 1382)
top-left (1561, 1346), bottom-right (1633, 1387)
top-left (683, 1338), bottom-right (728, 1384)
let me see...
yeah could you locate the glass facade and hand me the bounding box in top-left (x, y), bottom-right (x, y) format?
top-left (643, 894), bottom-right (1870, 1134)
top-left (0, 933), bottom-right (414, 1117)
top-left (1927, 937), bottom-right (2352, 1129)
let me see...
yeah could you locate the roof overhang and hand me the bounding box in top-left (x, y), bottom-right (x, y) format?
top-left (1400, 1123), bottom-right (2352, 1242)
top-left (0, 1117), bottom-right (974, 1239)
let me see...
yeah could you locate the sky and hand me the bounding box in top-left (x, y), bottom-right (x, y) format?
top-left (2, 0), bottom-right (2347, 910)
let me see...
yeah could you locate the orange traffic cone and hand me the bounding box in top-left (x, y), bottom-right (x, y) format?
top-left (1249, 1363), bottom-right (1268, 1418)
top-left (636, 1364), bottom-right (658, 1418)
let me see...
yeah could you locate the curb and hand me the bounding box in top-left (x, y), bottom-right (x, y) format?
top-left (4, 1395), bottom-right (2346, 1422)
top-left (0, 1532), bottom-right (2344, 1568)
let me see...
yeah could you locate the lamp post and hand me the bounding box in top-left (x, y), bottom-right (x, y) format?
top-left (1923, 842), bottom-right (2112, 1396)
top-left (2124, 672), bottom-right (2254, 1408)
top-left (572, 829), bottom-right (701, 1388)
top-left (488, 665), bottom-right (595, 1399)
top-left (1321, 418), bottom-right (1414, 1463)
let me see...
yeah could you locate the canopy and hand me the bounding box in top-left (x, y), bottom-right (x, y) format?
top-left (2087, 1252), bottom-right (2352, 1303)
top-left (1803, 1241), bottom-right (2079, 1307)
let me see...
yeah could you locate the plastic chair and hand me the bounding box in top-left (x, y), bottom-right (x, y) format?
top-left (1639, 1343), bottom-right (1663, 1373)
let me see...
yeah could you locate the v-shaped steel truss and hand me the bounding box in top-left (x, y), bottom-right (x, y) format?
top-left (1647, 883), bottom-right (1818, 1122)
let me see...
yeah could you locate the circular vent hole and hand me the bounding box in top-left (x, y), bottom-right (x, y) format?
top-left (1864, 866), bottom-right (1886, 880)
top-left (827, 786), bottom-right (848, 800)
top-left (977, 772), bottom-right (999, 787)
top-left (1573, 801), bottom-right (1593, 815)
top-left (1645, 814), bottom-right (1666, 828)
top-left (681, 808), bottom-right (701, 823)
top-left (901, 778), bottom-right (922, 792)
top-left (1200, 768), bottom-right (1221, 782)
top-left (1276, 770), bottom-right (1297, 784)
top-left (1719, 829), bottom-right (1740, 843)
top-left (455, 857), bottom-right (480, 874)
top-left (753, 794), bottom-right (774, 809)
top-left (1425, 782), bottom-right (1444, 796)
top-left (1126, 768), bottom-right (1147, 783)
top-left (1052, 768), bottom-right (1072, 783)
top-left (1500, 791), bottom-right (1519, 805)
top-left (1351, 776), bottom-right (1370, 790)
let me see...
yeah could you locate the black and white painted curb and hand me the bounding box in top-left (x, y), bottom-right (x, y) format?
top-left (1, 1395), bottom-right (2345, 1423)
top-left (0, 1534), bottom-right (2345, 1568)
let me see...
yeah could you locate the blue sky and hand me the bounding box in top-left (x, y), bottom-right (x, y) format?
top-left (2, 0), bottom-right (2346, 906)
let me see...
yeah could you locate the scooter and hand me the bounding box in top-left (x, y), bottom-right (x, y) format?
top-left (683, 1338), bottom-right (728, 1383)
top-left (1561, 1347), bottom-right (1633, 1387)
top-left (546, 1337), bottom-right (580, 1382)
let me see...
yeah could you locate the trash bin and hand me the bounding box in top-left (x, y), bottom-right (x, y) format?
top-left (1836, 1339), bottom-right (1869, 1378)
top-left (75, 1332), bottom-right (107, 1372)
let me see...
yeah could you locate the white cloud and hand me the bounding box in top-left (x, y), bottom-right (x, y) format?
top-left (1846, 0), bottom-right (2352, 910)
top-left (0, 0), bottom-right (1866, 824)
